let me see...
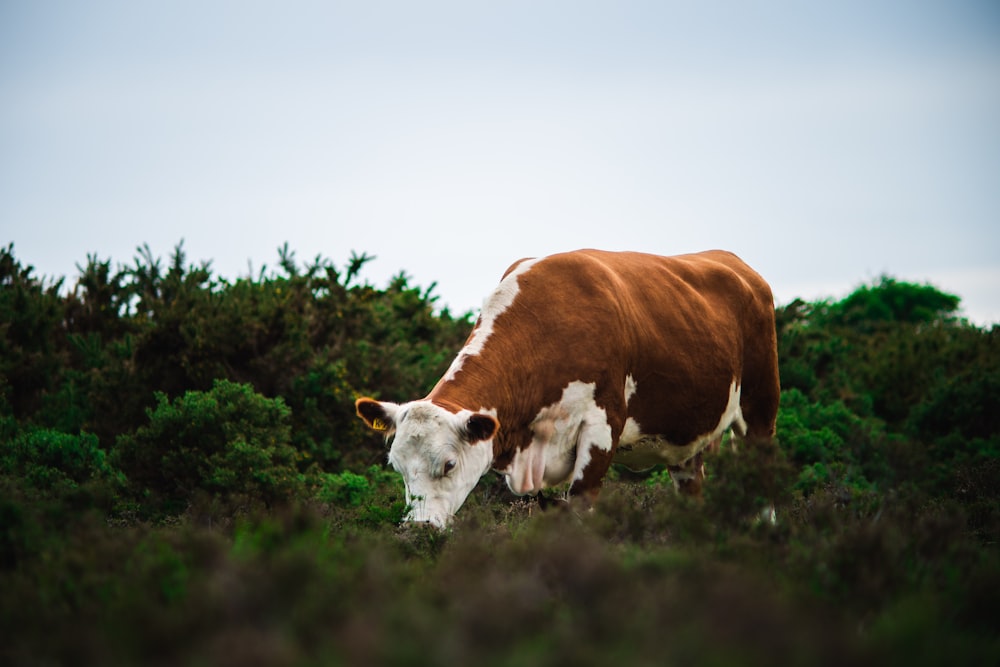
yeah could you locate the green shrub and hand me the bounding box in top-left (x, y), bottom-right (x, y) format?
top-left (112, 379), bottom-right (302, 515)
top-left (777, 388), bottom-right (893, 494)
top-left (908, 361), bottom-right (1000, 444)
top-left (0, 246), bottom-right (67, 421)
top-left (285, 357), bottom-right (363, 470)
top-left (317, 470), bottom-right (372, 507)
top-left (316, 465), bottom-right (408, 528)
top-left (825, 275), bottom-right (960, 332)
top-left (1, 428), bottom-right (124, 498)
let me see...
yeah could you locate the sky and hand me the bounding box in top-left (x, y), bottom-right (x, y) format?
top-left (2, 1), bottom-right (999, 324)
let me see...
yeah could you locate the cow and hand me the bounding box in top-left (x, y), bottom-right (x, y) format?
top-left (355, 249), bottom-right (780, 528)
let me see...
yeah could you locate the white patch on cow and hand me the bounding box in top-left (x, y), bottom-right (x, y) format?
top-left (621, 416), bottom-right (642, 443)
top-left (385, 400), bottom-right (495, 528)
top-left (570, 414), bottom-right (614, 485)
top-left (501, 381), bottom-right (612, 495)
top-left (614, 380), bottom-right (744, 469)
top-left (441, 257), bottom-right (541, 383)
top-left (624, 374), bottom-right (637, 404)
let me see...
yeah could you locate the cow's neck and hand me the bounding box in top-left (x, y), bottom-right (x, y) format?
top-left (425, 363), bottom-right (526, 459)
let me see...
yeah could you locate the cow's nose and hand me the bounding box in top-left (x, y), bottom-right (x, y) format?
top-left (405, 510), bottom-right (452, 530)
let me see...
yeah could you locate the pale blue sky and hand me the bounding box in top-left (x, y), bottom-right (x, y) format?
top-left (3, 1), bottom-right (999, 322)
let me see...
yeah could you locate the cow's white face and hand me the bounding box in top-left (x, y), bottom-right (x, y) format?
top-left (355, 398), bottom-right (498, 528)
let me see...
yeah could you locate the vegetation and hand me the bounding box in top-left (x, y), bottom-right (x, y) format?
top-left (1, 242), bottom-right (997, 666)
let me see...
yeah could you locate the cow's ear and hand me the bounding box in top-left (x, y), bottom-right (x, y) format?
top-left (464, 413), bottom-right (498, 443)
top-left (355, 398), bottom-right (398, 434)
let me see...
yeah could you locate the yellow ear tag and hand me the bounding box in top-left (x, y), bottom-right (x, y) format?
top-left (372, 418), bottom-right (388, 432)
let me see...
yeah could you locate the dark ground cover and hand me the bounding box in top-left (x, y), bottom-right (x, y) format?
top-left (1, 243), bottom-right (998, 666)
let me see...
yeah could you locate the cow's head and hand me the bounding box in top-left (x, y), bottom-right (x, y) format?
top-left (355, 398), bottom-right (498, 528)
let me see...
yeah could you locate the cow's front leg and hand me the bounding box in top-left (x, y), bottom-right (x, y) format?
top-left (568, 418), bottom-right (618, 505)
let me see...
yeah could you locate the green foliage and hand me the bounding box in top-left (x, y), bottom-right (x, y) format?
top-left (1, 428), bottom-right (124, 498)
top-left (285, 356), bottom-right (365, 470)
top-left (1, 241), bottom-right (472, 458)
top-left (112, 379), bottom-right (302, 514)
top-left (776, 276), bottom-right (995, 429)
top-left (0, 244), bottom-right (66, 419)
top-left (777, 388), bottom-right (894, 494)
top-left (315, 465), bottom-right (408, 528)
top-left (3, 485), bottom-right (997, 667)
top-left (317, 469), bottom-right (373, 507)
top-left (907, 347), bottom-right (1000, 442)
top-left (825, 274), bottom-right (960, 332)
top-left (2, 243), bottom-right (999, 665)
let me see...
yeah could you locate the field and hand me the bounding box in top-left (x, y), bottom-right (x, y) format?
top-left (2, 243), bottom-right (998, 666)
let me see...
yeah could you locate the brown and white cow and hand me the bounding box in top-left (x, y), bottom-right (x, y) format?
top-left (356, 249), bottom-right (779, 527)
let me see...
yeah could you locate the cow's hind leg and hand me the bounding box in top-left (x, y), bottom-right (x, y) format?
top-left (739, 321), bottom-right (780, 447)
top-left (730, 409), bottom-right (781, 526)
top-left (667, 449), bottom-right (709, 498)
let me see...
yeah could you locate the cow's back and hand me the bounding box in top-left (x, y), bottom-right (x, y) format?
top-left (581, 250), bottom-right (778, 446)
top-left (431, 249), bottom-right (778, 456)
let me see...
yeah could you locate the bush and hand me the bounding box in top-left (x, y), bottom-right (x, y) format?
top-left (316, 465), bottom-right (408, 528)
top-left (1, 428), bottom-right (124, 501)
top-left (825, 275), bottom-right (960, 332)
top-left (0, 245), bottom-right (66, 419)
top-left (777, 389), bottom-right (894, 495)
top-left (907, 361), bottom-right (1000, 444)
top-left (112, 379), bottom-right (303, 515)
top-left (317, 469), bottom-right (374, 507)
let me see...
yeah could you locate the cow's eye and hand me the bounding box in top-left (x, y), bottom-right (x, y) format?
top-left (443, 460), bottom-right (457, 476)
